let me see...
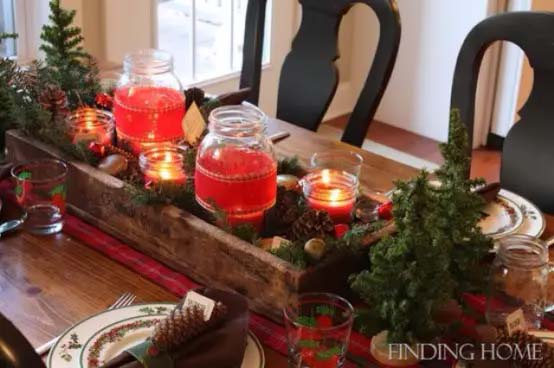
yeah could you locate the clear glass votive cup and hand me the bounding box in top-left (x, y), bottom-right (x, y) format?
top-left (310, 151), bottom-right (363, 178)
top-left (284, 293), bottom-right (354, 368)
top-left (11, 159), bottom-right (68, 235)
top-left (486, 234), bottom-right (553, 329)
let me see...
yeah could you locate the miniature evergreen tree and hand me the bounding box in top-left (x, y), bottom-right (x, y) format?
top-left (40, 0), bottom-right (99, 107)
top-left (350, 109), bottom-right (493, 344)
top-left (436, 109), bottom-right (493, 294)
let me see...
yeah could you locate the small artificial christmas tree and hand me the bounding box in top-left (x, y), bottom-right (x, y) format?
top-left (350, 109), bottom-right (493, 344)
top-left (40, 0), bottom-right (100, 107)
top-left (435, 109), bottom-right (492, 294)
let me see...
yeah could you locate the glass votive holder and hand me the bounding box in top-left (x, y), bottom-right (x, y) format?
top-left (139, 145), bottom-right (187, 185)
top-left (284, 293), bottom-right (354, 368)
top-left (300, 169), bottom-right (358, 224)
top-left (486, 234), bottom-right (552, 330)
top-left (66, 108), bottom-right (114, 146)
top-left (11, 159), bottom-right (68, 235)
top-left (310, 150), bottom-right (363, 178)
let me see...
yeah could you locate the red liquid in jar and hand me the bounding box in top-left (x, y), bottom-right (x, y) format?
top-left (113, 86), bottom-right (185, 152)
top-left (195, 146), bottom-right (277, 225)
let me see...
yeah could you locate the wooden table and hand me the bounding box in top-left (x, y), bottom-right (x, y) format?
top-left (0, 119), bottom-right (551, 367)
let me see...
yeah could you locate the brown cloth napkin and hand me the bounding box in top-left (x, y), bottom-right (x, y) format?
top-left (101, 288), bottom-right (249, 368)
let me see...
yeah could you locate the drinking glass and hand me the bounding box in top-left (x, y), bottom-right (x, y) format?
top-left (310, 151), bottom-right (363, 178)
top-left (11, 159), bottom-right (68, 235)
top-left (284, 293), bottom-right (354, 368)
top-left (486, 234), bottom-right (553, 329)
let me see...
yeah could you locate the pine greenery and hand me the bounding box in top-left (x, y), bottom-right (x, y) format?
top-left (350, 109), bottom-right (493, 344)
top-left (40, 0), bottom-right (100, 107)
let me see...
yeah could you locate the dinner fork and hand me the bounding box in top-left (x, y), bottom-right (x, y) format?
top-left (35, 292), bottom-right (137, 356)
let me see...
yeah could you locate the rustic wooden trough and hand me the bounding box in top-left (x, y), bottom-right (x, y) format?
top-left (6, 130), bottom-right (393, 321)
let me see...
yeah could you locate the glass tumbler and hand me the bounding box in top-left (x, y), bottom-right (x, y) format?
top-left (284, 293), bottom-right (354, 368)
top-left (310, 151), bottom-right (363, 178)
top-left (486, 234), bottom-right (553, 329)
top-left (11, 159), bottom-right (68, 235)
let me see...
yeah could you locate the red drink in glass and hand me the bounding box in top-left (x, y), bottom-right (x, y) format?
top-left (113, 86), bottom-right (185, 153)
top-left (195, 146), bottom-right (277, 229)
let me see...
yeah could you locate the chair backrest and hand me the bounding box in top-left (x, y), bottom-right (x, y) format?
top-left (239, 0), bottom-right (400, 147)
top-left (276, 0), bottom-right (400, 147)
top-left (450, 11), bottom-right (554, 213)
top-left (0, 313), bottom-right (45, 368)
top-left (239, 0), bottom-right (269, 106)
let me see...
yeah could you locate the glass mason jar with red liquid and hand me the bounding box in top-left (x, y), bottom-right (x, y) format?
top-left (195, 105), bottom-right (277, 229)
top-left (113, 49), bottom-right (185, 154)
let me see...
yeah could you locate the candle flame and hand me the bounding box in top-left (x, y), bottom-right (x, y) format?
top-left (329, 189), bottom-right (342, 202)
top-left (321, 169), bottom-right (331, 184)
top-left (159, 169), bottom-right (173, 181)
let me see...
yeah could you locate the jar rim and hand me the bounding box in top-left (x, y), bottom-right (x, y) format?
top-left (123, 49), bottom-right (174, 75)
top-left (497, 234), bottom-right (548, 268)
top-left (208, 104), bottom-right (267, 137)
top-left (66, 108), bottom-right (114, 129)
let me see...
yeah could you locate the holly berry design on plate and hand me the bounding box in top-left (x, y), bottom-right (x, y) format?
top-left (14, 171), bottom-right (32, 205)
top-left (50, 184), bottom-right (67, 213)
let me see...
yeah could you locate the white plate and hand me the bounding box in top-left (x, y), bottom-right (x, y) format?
top-left (47, 303), bottom-right (265, 368)
top-left (478, 192), bottom-right (524, 239)
top-left (498, 189), bottom-right (545, 239)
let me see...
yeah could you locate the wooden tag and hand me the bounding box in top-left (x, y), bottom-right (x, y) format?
top-left (506, 308), bottom-right (526, 336)
top-left (182, 102), bottom-right (206, 145)
top-left (183, 291), bottom-right (215, 321)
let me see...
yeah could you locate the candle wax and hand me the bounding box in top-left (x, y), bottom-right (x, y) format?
top-left (307, 195), bottom-right (355, 224)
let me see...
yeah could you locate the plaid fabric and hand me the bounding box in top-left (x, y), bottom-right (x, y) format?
top-left (63, 214), bottom-right (371, 367)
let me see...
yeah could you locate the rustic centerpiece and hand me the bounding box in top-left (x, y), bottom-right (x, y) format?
top-left (6, 129), bottom-right (392, 320)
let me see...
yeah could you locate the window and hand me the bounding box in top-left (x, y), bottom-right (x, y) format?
top-left (157, 0), bottom-right (271, 84)
top-left (0, 0), bottom-right (16, 57)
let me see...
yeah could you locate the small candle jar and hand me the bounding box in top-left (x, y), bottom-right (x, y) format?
top-left (67, 108), bottom-right (114, 145)
top-left (139, 145), bottom-right (187, 184)
top-left (301, 169), bottom-right (358, 224)
top-left (113, 49), bottom-right (186, 154)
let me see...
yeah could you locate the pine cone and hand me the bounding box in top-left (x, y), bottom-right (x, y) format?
top-left (494, 329), bottom-right (554, 367)
top-left (291, 209), bottom-right (334, 241)
top-left (38, 85), bottom-right (69, 119)
top-left (184, 87), bottom-right (206, 110)
top-left (275, 187), bottom-right (302, 226)
top-left (151, 302), bottom-right (227, 352)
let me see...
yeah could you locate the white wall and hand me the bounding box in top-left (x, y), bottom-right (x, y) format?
top-left (347, 0), bottom-right (495, 143)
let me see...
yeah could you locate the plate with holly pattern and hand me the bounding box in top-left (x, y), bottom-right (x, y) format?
top-left (47, 303), bottom-right (264, 368)
top-left (478, 191), bottom-right (524, 240)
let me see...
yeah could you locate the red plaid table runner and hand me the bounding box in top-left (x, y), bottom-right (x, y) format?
top-left (62, 214), bottom-right (371, 367)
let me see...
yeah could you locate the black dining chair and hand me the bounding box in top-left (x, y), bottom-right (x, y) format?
top-left (0, 313), bottom-right (45, 368)
top-left (450, 11), bottom-right (554, 213)
top-left (240, 0), bottom-right (401, 147)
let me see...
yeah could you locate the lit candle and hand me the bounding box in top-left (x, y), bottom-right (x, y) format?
top-left (67, 108), bottom-right (114, 146)
top-left (301, 169), bottom-right (357, 224)
top-left (139, 145), bottom-right (187, 184)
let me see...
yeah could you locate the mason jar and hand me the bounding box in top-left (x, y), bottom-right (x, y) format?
top-left (113, 49), bottom-right (185, 154)
top-left (486, 234), bottom-right (552, 329)
top-left (195, 105), bottom-right (277, 229)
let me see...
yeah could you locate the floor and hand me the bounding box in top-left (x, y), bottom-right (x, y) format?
top-left (325, 115), bottom-right (502, 183)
